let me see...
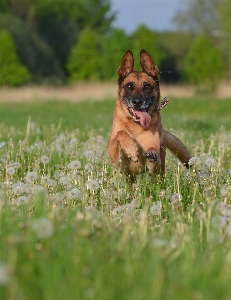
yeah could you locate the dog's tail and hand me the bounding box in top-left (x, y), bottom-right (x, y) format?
top-left (163, 130), bottom-right (191, 168)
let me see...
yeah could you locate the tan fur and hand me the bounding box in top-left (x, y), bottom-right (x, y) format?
top-left (108, 50), bottom-right (191, 179)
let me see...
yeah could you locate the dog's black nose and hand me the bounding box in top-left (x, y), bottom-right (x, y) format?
top-left (132, 98), bottom-right (143, 108)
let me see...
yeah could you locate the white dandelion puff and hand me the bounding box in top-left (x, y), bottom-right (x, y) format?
top-left (32, 217), bottom-right (55, 239)
top-left (150, 201), bottom-right (161, 216)
top-left (170, 193), bottom-right (183, 204)
top-left (25, 172), bottom-right (38, 183)
top-left (59, 176), bottom-right (70, 186)
top-left (12, 183), bottom-right (25, 196)
top-left (52, 192), bottom-right (65, 204)
top-left (211, 215), bottom-right (227, 229)
top-left (40, 155), bottom-right (50, 164)
top-left (84, 163), bottom-right (95, 172)
top-left (67, 160), bottom-right (81, 170)
top-left (11, 162), bottom-right (21, 169)
top-left (6, 167), bottom-right (15, 176)
top-left (17, 196), bottom-right (29, 206)
top-left (1, 155), bottom-right (7, 163)
top-left (67, 188), bottom-right (82, 200)
top-left (86, 180), bottom-right (100, 191)
top-left (0, 141), bottom-right (6, 150)
top-left (0, 262), bottom-right (13, 285)
top-left (204, 158), bottom-right (217, 168)
top-left (188, 156), bottom-right (202, 167)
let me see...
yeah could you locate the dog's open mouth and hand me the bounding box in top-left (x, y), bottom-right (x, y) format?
top-left (128, 108), bottom-right (151, 128)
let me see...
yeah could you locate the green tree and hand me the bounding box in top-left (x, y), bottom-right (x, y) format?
top-left (0, 14), bottom-right (64, 83)
top-left (100, 28), bottom-right (131, 80)
top-left (0, 30), bottom-right (31, 86)
top-left (172, 0), bottom-right (221, 34)
top-left (35, 0), bottom-right (115, 68)
top-left (132, 25), bottom-right (162, 70)
top-left (67, 28), bottom-right (100, 83)
top-left (184, 35), bottom-right (224, 93)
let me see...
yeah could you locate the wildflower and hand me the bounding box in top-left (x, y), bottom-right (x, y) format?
top-left (67, 160), bottom-right (81, 170)
top-left (1, 155), bottom-right (7, 163)
top-left (84, 163), bottom-right (95, 172)
top-left (47, 178), bottom-right (57, 188)
top-left (131, 198), bottom-right (141, 208)
top-left (67, 188), bottom-right (82, 200)
top-left (25, 172), bottom-right (38, 183)
top-left (86, 180), bottom-right (100, 191)
top-left (204, 158), bottom-right (217, 168)
top-left (0, 262), bottom-right (12, 285)
top-left (12, 183), bottom-right (24, 196)
top-left (11, 162), bottom-right (21, 169)
top-left (40, 155), bottom-right (50, 164)
top-left (17, 196), bottom-right (29, 206)
top-left (85, 206), bottom-right (97, 215)
top-left (188, 156), bottom-right (202, 167)
top-left (211, 215), bottom-right (227, 229)
top-left (0, 141), bottom-right (6, 150)
top-left (6, 167), bottom-right (15, 176)
top-left (220, 186), bottom-right (231, 198)
top-left (52, 192), bottom-right (65, 204)
top-left (170, 193), bottom-right (183, 204)
top-left (59, 176), bottom-right (70, 186)
top-left (32, 217), bottom-right (55, 239)
top-left (150, 201), bottom-right (161, 216)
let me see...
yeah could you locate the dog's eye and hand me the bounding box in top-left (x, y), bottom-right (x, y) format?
top-left (143, 84), bottom-right (152, 90)
top-left (125, 83), bottom-right (134, 90)
top-left (143, 84), bottom-right (153, 92)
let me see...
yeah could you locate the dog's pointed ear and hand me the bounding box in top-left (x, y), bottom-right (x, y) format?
top-left (140, 49), bottom-right (159, 78)
top-left (117, 50), bottom-right (134, 81)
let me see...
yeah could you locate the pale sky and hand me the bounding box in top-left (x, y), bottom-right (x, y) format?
top-left (111, 0), bottom-right (182, 33)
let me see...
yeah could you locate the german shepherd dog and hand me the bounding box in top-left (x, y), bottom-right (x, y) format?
top-left (108, 49), bottom-right (191, 179)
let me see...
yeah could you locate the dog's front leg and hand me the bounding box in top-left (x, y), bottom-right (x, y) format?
top-left (108, 130), bottom-right (139, 166)
top-left (136, 131), bottom-right (162, 175)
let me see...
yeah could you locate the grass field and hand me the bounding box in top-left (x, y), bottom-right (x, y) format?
top-left (0, 94), bottom-right (231, 299)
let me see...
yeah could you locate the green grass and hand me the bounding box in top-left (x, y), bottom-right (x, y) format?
top-left (0, 96), bottom-right (231, 300)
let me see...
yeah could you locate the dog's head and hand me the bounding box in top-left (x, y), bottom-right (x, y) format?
top-left (117, 50), bottom-right (160, 128)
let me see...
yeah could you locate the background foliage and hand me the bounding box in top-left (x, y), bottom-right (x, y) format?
top-left (0, 0), bottom-right (230, 87)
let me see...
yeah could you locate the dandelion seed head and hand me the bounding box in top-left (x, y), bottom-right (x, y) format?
top-left (67, 160), bottom-right (81, 170)
top-left (17, 196), bottom-right (29, 206)
top-left (86, 180), bottom-right (100, 191)
top-left (84, 163), bottom-right (95, 172)
top-left (67, 188), bottom-right (82, 200)
top-left (40, 155), bottom-right (50, 164)
top-left (0, 141), bottom-right (6, 150)
top-left (0, 262), bottom-right (12, 285)
top-left (32, 217), bottom-right (55, 239)
top-left (188, 156), bottom-right (202, 167)
top-left (150, 201), bottom-right (161, 216)
top-left (211, 215), bottom-right (227, 229)
top-left (170, 193), bottom-right (183, 203)
top-left (204, 158), bottom-right (217, 168)
top-left (1, 155), bottom-right (7, 163)
top-left (6, 167), bottom-right (15, 176)
top-left (25, 172), bottom-right (38, 183)
top-left (11, 162), bottom-right (21, 169)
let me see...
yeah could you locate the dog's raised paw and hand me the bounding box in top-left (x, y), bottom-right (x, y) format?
top-left (143, 150), bottom-right (159, 162)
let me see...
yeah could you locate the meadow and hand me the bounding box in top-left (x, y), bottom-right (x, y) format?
top-left (0, 93), bottom-right (231, 300)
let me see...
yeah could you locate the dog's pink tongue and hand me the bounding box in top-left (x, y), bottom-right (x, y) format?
top-left (134, 110), bottom-right (151, 128)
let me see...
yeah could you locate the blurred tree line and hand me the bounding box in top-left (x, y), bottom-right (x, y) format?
top-left (0, 0), bottom-right (230, 92)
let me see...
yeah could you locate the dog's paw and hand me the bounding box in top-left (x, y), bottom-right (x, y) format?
top-left (126, 148), bottom-right (139, 163)
top-left (143, 149), bottom-right (159, 162)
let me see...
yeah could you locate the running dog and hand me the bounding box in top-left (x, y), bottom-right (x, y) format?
top-left (108, 49), bottom-right (191, 179)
